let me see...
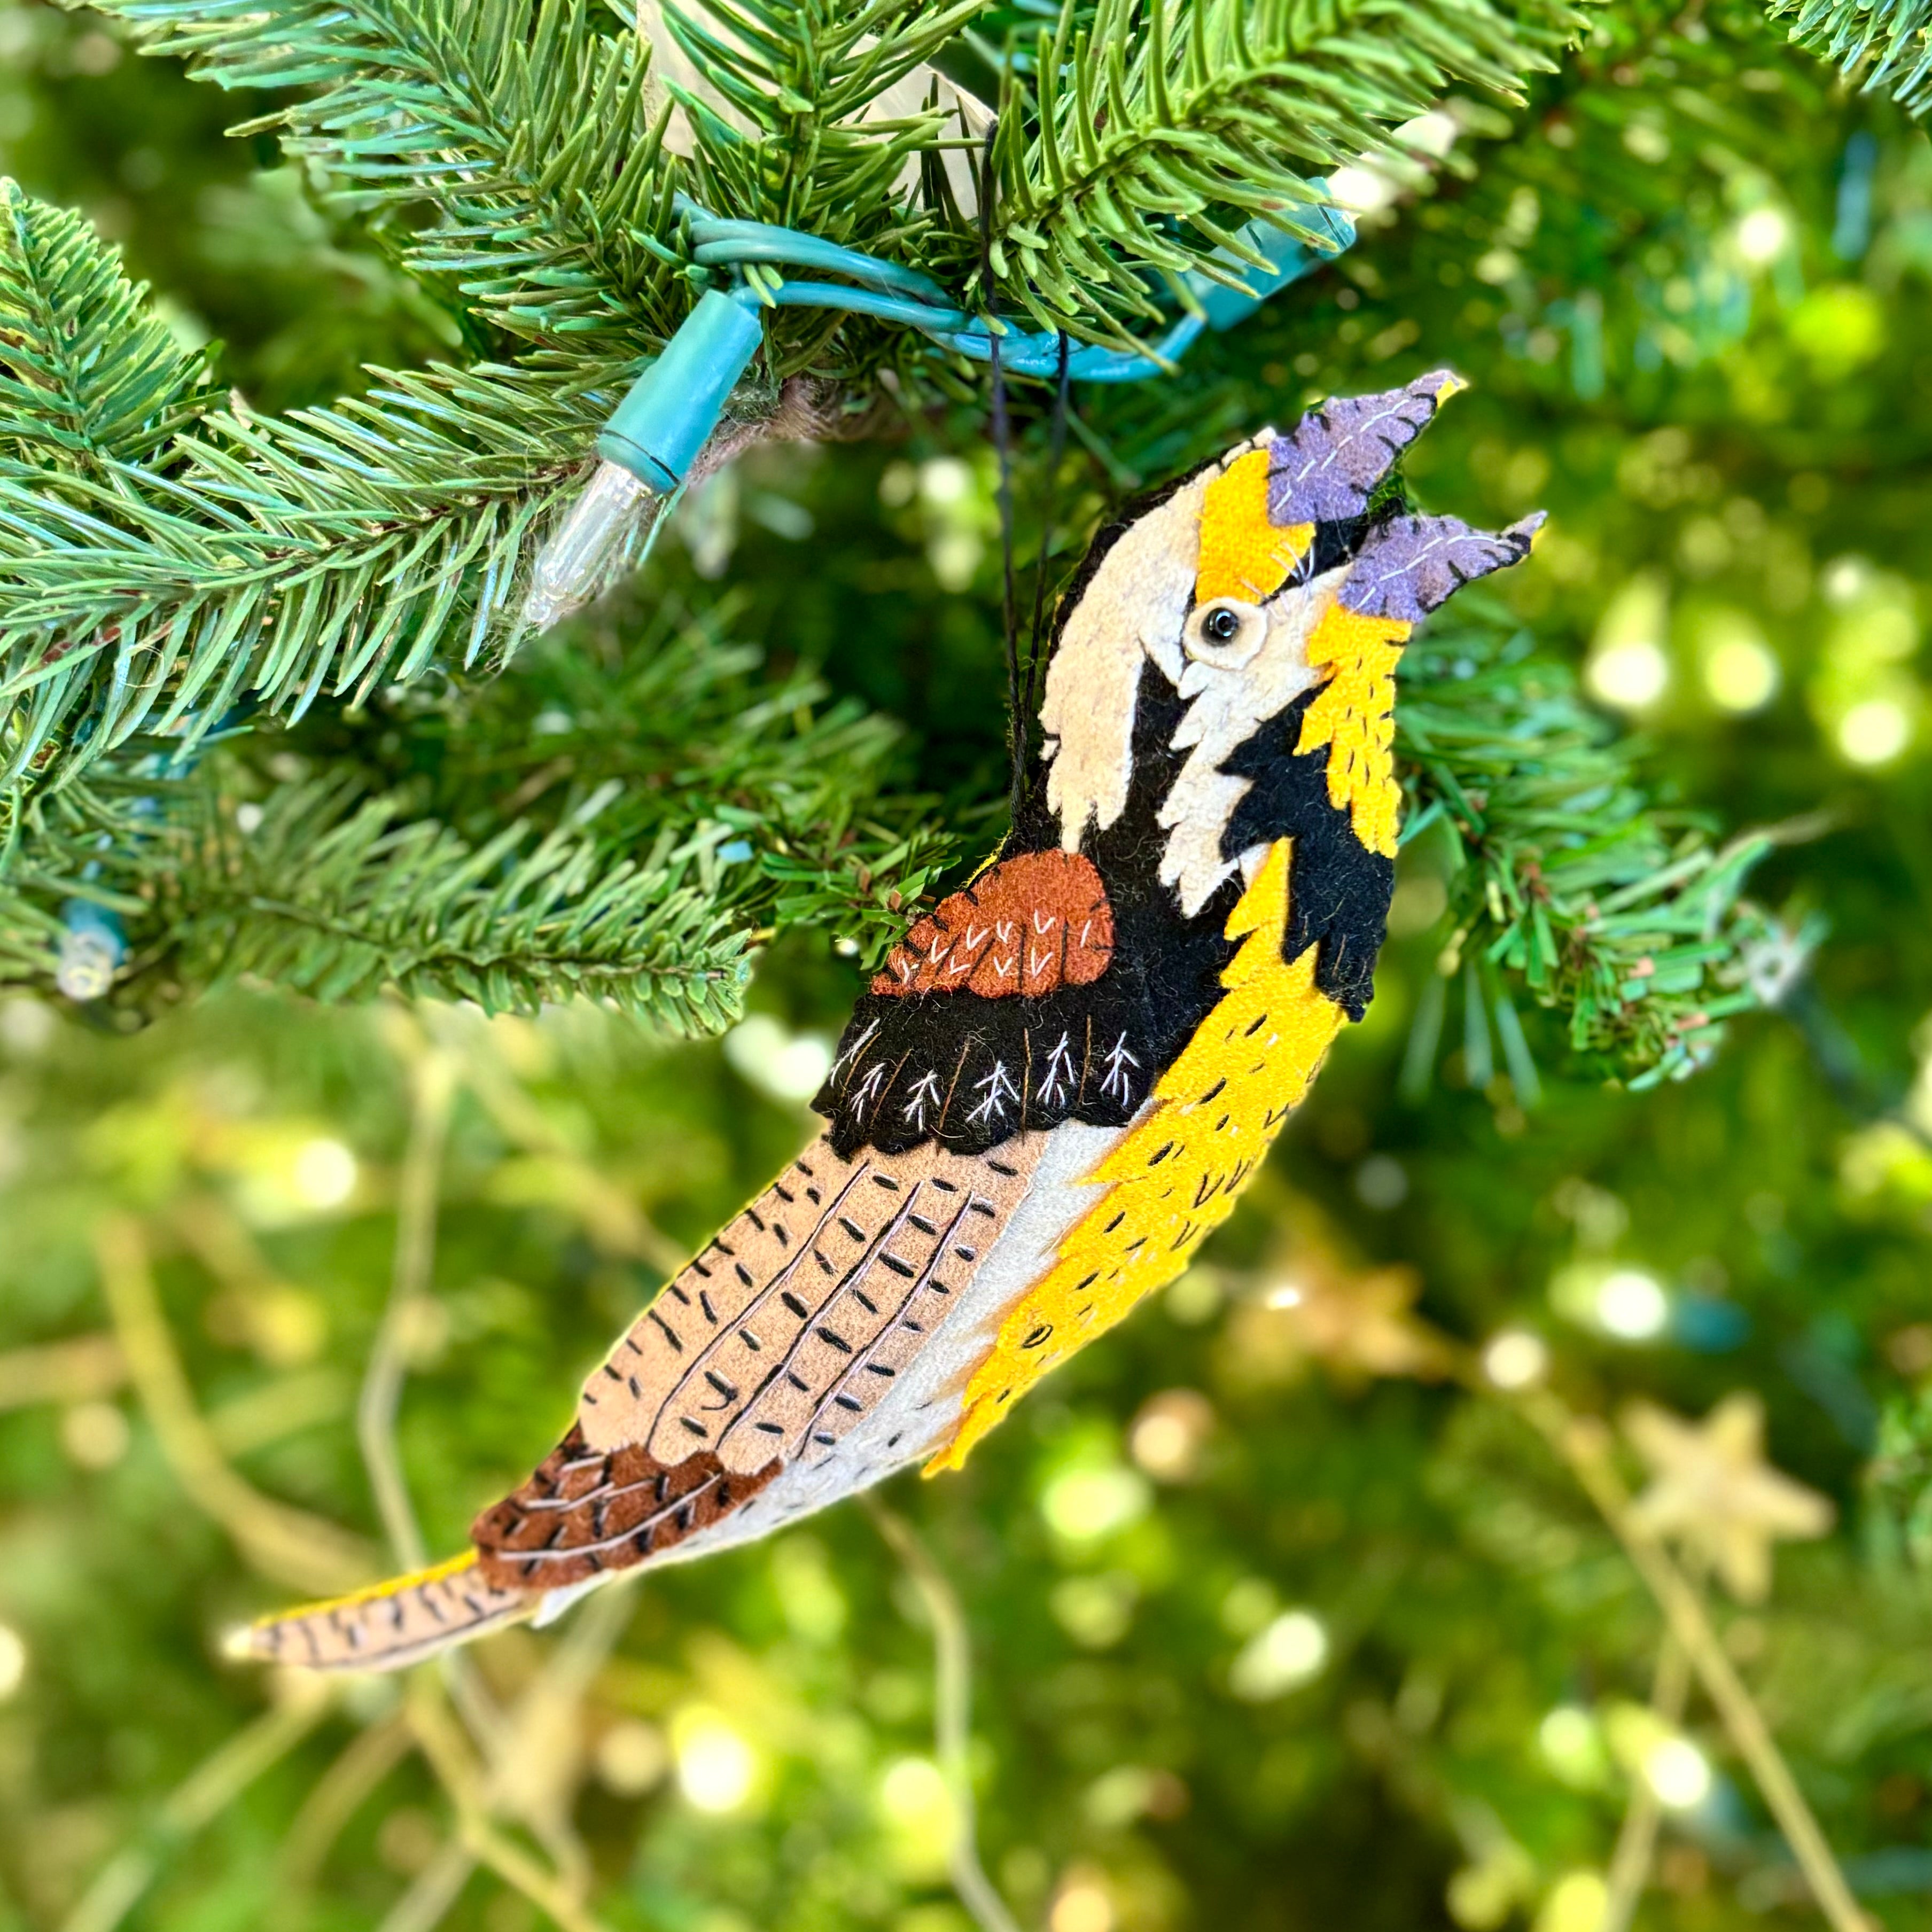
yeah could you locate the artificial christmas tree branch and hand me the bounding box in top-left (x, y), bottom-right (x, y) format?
top-left (0, 0), bottom-right (1840, 1082)
top-left (1772, 0), bottom-right (1932, 113)
top-left (1398, 611), bottom-right (1789, 1084)
top-left (0, 185), bottom-right (213, 472)
top-left (9, 0), bottom-right (1596, 784)
top-left (152, 778), bottom-right (757, 1027)
top-left (986, 0), bottom-right (1584, 346)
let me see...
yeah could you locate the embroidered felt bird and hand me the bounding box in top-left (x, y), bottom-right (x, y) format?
top-left (239, 371), bottom-right (1542, 1671)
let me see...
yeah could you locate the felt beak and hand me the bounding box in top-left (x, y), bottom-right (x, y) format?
top-left (1265, 369), bottom-right (1470, 529)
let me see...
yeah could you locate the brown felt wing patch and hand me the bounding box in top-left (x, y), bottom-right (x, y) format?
top-left (472, 1427), bottom-right (781, 1590)
top-left (872, 850), bottom-right (1113, 998)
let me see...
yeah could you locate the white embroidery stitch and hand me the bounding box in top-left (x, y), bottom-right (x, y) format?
top-left (1100, 1033), bottom-right (1140, 1103)
top-left (1038, 1031), bottom-right (1076, 1107)
top-left (849, 1061), bottom-right (888, 1119)
top-left (831, 1018), bottom-right (879, 1081)
top-left (966, 1060), bottom-right (1020, 1125)
top-left (901, 1070), bottom-right (942, 1131)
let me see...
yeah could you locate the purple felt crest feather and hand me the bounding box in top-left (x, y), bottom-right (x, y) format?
top-left (1339, 511), bottom-right (1546, 622)
top-left (1266, 371), bottom-right (1464, 526)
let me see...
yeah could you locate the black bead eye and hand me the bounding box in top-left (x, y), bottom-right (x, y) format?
top-left (1202, 605), bottom-right (1242, 643)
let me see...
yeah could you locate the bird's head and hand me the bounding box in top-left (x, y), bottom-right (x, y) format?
top-left (1038, 371), bottom-right (1544, 917)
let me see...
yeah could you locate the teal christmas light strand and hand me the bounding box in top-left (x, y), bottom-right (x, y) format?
top-left (525, 194), bottom-right (1357, 628)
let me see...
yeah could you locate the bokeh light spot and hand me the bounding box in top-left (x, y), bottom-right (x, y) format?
top-left (1735, 206), bottom-right (1789, 263)
top-left (1587, 637), bottom-right (1670, 710)
top-left (1701, 625), bottom-right (1780, 712)
top-left (673, 1710), bottom-right (757, 1813)
top-left (1040, 1465), bottom-right (1149, 1543)
top-left (1483, 1329), bottom-right (1549, 1390)
top-left (1645, 1736), bottom-right (1713, 1810)
top-left (1837, 698), bottom-right (1911, 767)
top-left (1536, 1870), bottom-right (1609, 1932)
top-left (724, 1015), bottom-right (835, 1104)
top-left (60, 1401), bottom-right (130, 1470)
top-left (1049, 1872), bottom-right (1115, 1932)
top-left (1538, 1706), bottom-right (1608, 1788)
top-left (291, 1138), bottom-right (357, 1209)
top-left (1128, 1389), bottom-right (1214, 1481)
top-left (1229, 1609), bottom-right (1329, 1700)
top-left (596, 1719), bottom-right (668, 1796)
top-left (1595, 1269), bottom-right (1669, 1339)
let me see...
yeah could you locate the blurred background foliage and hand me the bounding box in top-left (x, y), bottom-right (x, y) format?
top-left (4, 0), bottom-right (1932, 1929)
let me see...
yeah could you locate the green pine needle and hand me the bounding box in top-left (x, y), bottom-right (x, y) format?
top-left (988, 0), bottom-right (1590, 349)
top-left (1771, 0), bottom-right (1932, 113)
top-left (0, 180), bottom-right (213, 476)
top-left (1398, 610), bottom-right (1785, 1085)
top-left (160, 776), bottom-right (755, 1027)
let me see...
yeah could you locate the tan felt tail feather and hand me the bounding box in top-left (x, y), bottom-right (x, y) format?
top-left (230, 1552), bottom-right (535, 1672)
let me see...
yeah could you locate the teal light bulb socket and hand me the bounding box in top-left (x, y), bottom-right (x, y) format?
top-left (596, 286), bottom-right (766, 491)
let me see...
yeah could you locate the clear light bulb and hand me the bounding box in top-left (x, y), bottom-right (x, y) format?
top-left (523, 461), bottom-right (659, 632)
top-left (56, 907), bottom-right (123, 1001)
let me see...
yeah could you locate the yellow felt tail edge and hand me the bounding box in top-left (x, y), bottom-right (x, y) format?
top-left (222, 1550), bottom-right (519, 1664)
top-left (264, 1549), bottom-right (482, 1626)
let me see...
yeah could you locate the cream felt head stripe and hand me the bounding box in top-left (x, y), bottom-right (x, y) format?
top-left (1041, 433), bottom-right (1295, 853)
top-left (1039, 470), bottom-right (1208, 851)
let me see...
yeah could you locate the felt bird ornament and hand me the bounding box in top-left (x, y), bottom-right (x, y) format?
top-left (238, 371), bottom-right (1542, 1672)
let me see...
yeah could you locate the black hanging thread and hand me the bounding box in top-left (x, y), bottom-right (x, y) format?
top-left (978, 119), bottom-right (1026, 833)
top-left (979, 122), bottom-right (1075, 836)
top-left (1024, 329), bottom-right (1073, 734)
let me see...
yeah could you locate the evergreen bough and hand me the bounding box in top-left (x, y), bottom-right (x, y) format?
top-left (0, 0), bottom-right (1872, 1071)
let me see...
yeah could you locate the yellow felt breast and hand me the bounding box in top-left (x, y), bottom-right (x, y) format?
top-left (1294, 601), bottom-right (1412, 858)
top-left (929, 840), bottom-right (1345, 1473)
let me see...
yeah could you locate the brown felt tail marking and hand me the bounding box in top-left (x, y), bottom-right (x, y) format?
top-left (472, 1427), bottom-right (781, 1590)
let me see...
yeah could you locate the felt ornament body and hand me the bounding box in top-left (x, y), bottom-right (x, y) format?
top-left (240, 372), bottom-right (1542, 1672)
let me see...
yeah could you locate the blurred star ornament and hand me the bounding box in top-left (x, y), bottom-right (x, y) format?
top-left (1222, 1234), bottom-right (1451, 1388)
top-left (1623, 1392), bottom-right (1833, 1602)
top-left (237, 373), bottom-right (1541, 1670)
